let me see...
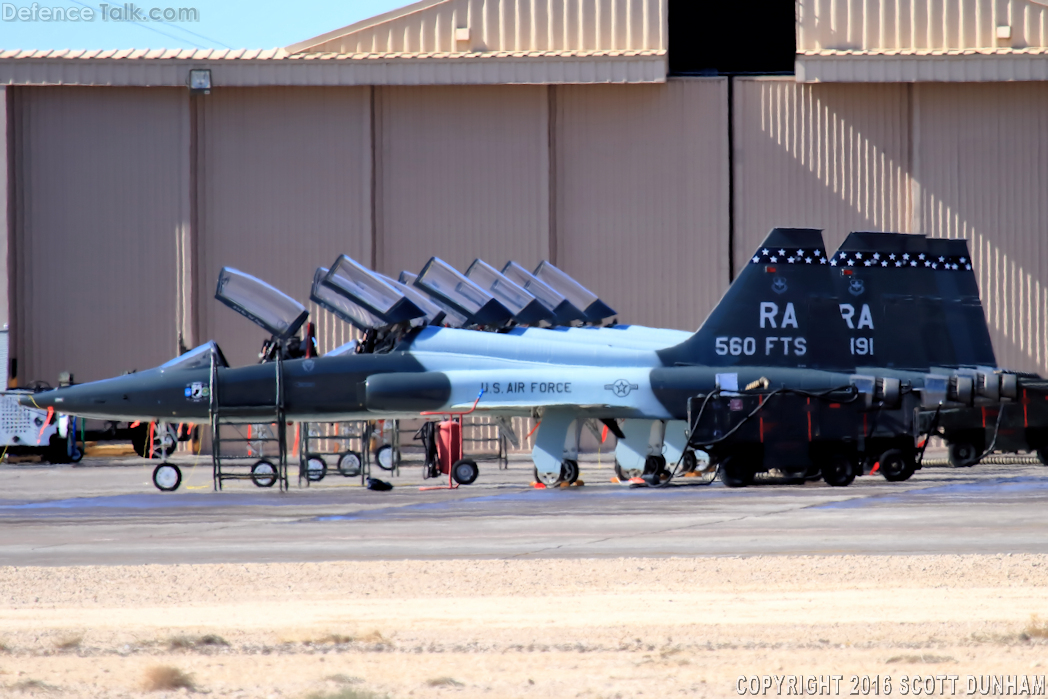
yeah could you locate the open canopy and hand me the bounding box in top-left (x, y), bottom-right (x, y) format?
top-left (465, 259), bottom-right (556, 326)
top-left (399, 271), bottom-right (469, 328)
top-left (533, 261), bottom-right (616, 323)
top-left (215, 267), bottom-right (309, 339)
top-left (415, 257), bottom-right (513, 326)
top-left (311, 267), bottom-right (386, 331)
top-left (321, 255), bottom-right (426, 325)
top-left (501, 261), bottom-right (586, 325)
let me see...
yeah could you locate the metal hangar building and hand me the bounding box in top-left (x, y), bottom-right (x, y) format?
top-left (1, 0), bottom-right (1047, 387)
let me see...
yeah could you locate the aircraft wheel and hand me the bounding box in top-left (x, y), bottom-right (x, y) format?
top-left (534, 466), bottom-right (563, 487)
top-left (152, 463), bottom-right (182, 492)
top-left (305, 455), bottom-right (327, 482)
top-left (374, 444), bottom-right (397, 471)
top-left (562, 459), bottom-right (579, 484)
top-left (879, 449), bottom-right (916, 482)
top-left (338, 451), bottom-right (362, 477)
top-left (682, 450), bottom-right (698, 473)
top-left (451, 459), bottom-right (479, 485)
top-left (719, 456), bottom-right (753, 488)
top-left (821, 453), bottom-right (856, 487)
top-left (1038, 447), bottom-right (1048, 466)
top-left (644, 454), bottom-right (666, 475)
top-left (948, 442), bottom-right (981, 468)
top-left (614, 461), bottom-right (642, 481)
top-left (251, 460), bottom-right (278, 488)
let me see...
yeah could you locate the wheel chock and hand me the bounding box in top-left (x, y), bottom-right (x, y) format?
top-left (531, 481), bottom-right (547, 489)
top-left (628, 477), bottom-right (646, 485)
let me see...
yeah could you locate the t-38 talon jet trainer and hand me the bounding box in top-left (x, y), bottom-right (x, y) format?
top-left (24, 228), bottom-right (1006, 489)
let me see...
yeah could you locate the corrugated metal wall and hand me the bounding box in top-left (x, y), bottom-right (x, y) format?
top-left (376, 85), bottom-right (550, 277)
top-left (912, 82), bottom-right (1048, 375)
top-left (194, 87), bottom-right (373, 366)
top-left (732, 77), bottom-right (912, 268)
top-left (10, 87), bottom-right (186, 384)
top-left (0, 85), bottom-right (7, 334)
top-left (555, 78), bottom-right (729, 331)
top-left (798, 0), bottom-right (1048, 51)
top-left (9, 77), bottom-right (1048, 389)
top-left (301, 0), bottom-right (666, 54)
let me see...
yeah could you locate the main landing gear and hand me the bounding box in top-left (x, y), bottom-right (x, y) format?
top-left (534, 459), bottom-right (579, 487)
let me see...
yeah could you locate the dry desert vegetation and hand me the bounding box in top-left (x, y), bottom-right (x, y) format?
top-left (0, 555), bottom-right (1046, 698)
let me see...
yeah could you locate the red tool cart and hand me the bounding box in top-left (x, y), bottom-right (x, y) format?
top-left (418, 391), bottom-right (484, 491)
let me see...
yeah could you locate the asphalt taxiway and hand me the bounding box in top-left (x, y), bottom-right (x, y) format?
top-left (0, 456), bottom-right (1046, 565)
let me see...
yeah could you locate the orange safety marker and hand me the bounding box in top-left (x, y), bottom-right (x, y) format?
top-left (601, 424), bottom-right (609, 443)
top-left (292, 423), bottom-right (300, 456)
top-left (525, 421), bottom-right (541, 440)
top-left (38, 407), bottom-right (54, 443)
top-left (129, 421), bottom-right (140, 429)
top-left (869, 461), bottom-right (880, 476)
top-left (531, 482), bottom-right (546, 489)
top-left (147, 422), bottom-right (155, 459)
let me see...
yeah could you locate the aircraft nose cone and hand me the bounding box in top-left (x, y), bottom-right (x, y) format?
top-left (17, 391), bottom-right (55, 410)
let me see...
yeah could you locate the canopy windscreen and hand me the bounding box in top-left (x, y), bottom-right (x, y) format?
top-left (215, 267), bottom-right (309, 339)
top-left (415, 257), bottom-right (512, 326)
top-left (533, 261), bottom-right (616, 323)
top-left (502, 261), bottom-right (586, 325)
top-left (399, 272), bottom-right (468, 328)
top-left (374, 272), bottom-right (445, 325)
top-left (311, 267), bottom-right (385, 331)
top-left (158, 341), bottom-right (228, 371)
top-left (322, 255), bottom-right (425, 325)
top-left (466, 259), bottom-right (556, 325)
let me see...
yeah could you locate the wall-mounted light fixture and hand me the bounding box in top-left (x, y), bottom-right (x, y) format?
top-left (187, 68), bottom-right (212, 94)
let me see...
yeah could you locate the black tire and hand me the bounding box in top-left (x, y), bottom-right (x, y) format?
top-left (374, 444), bottom-right (396, 471)
top-left (305, 455), bottom-right (327, 482)
top-left (131, 423), bottom-right (177, 459)
top-left (251, 459), bottom-right (278, 488)
top-left (534, 465), bottom-right (563, 486)
top-left (451, 459), bottom-right (479, 485)
top-left (948, 442), bottom-right (981, 468)
top-left (644, 454), bottom-right (666, 474)
top-left (152, 463), bottom-right (182, 492)
top-left (338, 450), bottom-right (362, 477)
top-left (130, 424), bottom-right (148, 458)
top-left (719, 456), bottom-right (753, 488)
top-left (614, 460), bottom-right (641, 481)
top-left (45, 434), bottom-right (72, 464)
top-left (562, 459), bottom-right (579, 484)
top-left (682, 450), bottom-right (698, 473)
top-left (821, 453), bottom-right (856, 487)
top-left (879, 448), bottom-right (916, 482)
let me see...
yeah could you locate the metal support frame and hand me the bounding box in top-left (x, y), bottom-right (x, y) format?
top-left (462, 417), bottom-right (509, 470)
top-left (209, 343), bottom-right (289, 491)
top-left (297, 419), bottom-right (374, 486)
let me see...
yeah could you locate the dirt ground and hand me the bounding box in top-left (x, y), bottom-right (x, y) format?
top-left (1, 555), bottom-right (1047, 698)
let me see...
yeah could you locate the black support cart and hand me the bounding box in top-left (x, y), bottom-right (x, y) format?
top-left (209, 348), bottom-right (290, 491)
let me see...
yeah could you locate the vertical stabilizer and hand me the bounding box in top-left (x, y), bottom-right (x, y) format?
top-left (658, 228), bottom-right (851, 370)
top-left (926, 238), bottom-right (997, 368)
